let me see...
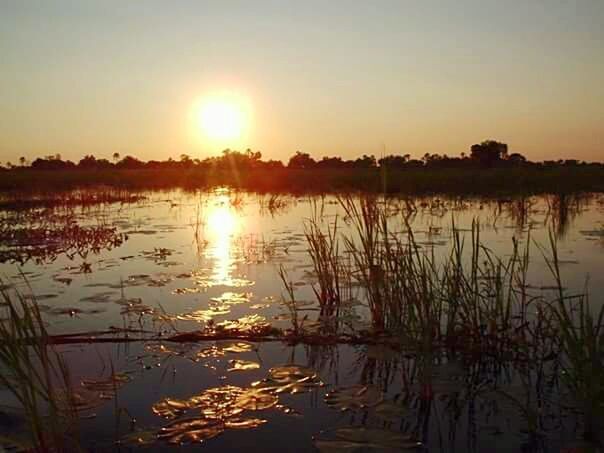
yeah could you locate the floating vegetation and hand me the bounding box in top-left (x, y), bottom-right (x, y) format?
top-left (227, 359), bottom-right (260, 372)
top-left (580, 228), bottom-right (604, 238)
top-left (152, 385), bottom-right (276, 444)
top-left (172, 287), bottom-right (200, 295)
top-left (0, 188), bottom-right (145, 210)
top-left (52, 275), bottom-right (73, 285)
top-left (149, 364), bottom-right (322, 446)
top-left (194, 341), bottom-right (256, 359)
top-left (324, 385), bottom-right (382, 411)
top-left (0, 223), bottom-right (126, 264)
top-left (213, 314), bottom-right (274, 336)
top-left (144, 340), bottom-right (258, 362)
top-left (211, 291), bottom-right (252, 305)
top-left (159, 417), bottom-right (233, 444)
top-left (23, 293), bottom-right (59, 301)
top-left (80, 291), bottom-right (117, 304)
top-left (44, 306), bottom-right (106, 317)
top-left (313, 426), bottom-right (422, 452)
top-left (251, 365), bottom-right (323, 394)
top-left (221, 341), bottom-right (256, 353)
top-left (178, 304), bottom-right (232, 322)
top-left (82, 373), bottom-right (131, 393)
top-left (119, 429), bottom-right (157, 447)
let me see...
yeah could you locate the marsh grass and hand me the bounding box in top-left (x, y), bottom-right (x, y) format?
top-left (302, 198), bottom-right (599, 371)
top-left (304, 202), bottom-right (344, 318)
top-left (296, 195), bottom-right (604, 444)
top-left (329, 195), bottom-right (554, 355)
top-left (539, 232), bottom-right (604, 440)
top-left (278, 266), bottom-right (305, 336)
top-left (0, 283), bottom-right (80, 451)
top-left (0, 187), bottom-right (144, 211)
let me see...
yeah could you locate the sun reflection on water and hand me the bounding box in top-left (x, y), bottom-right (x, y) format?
top-left (206, 193), bottom-right (241, 285)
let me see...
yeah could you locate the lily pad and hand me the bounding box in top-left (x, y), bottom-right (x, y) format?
top-left (324, 385), bottom-right (382, 411)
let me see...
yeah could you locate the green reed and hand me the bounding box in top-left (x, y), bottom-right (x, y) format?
top-left (0, 284), bottom-right (79, 451)
top-left (278, 266), bottom-right (304, 336)
top-left (301, 196), bottom-right (564, 356)
top-left (297, 194), bottom-right (604, 442)
top-left (303, 200), bottom-right (347, 319)
top-left (540, 232), bottom-right (604, 440)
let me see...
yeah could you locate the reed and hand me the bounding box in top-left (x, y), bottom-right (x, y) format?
top-left (304, 203), bottom-right (344, 318)
top-left (540, 232), bottom-right (604, 441)
top-left (0, 284), bottom-right (79, 451)
top-left (278, 266), bottom-right (303, 336)
top-left (300, 196), bottom-right (566, 358)
top-left (295, 194), bottom-right (604, 443)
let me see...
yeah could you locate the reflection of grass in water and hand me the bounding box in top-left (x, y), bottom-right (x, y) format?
top-left (0, 284), bottom-right (80, 451)
top-left (299, 195), bottom-right (552, 349)
top-left (541, 231), bottom-right (604, 442)
top-left (294, 195), bottom-right (604, 444)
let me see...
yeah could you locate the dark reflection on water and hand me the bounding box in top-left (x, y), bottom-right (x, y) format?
top-left (57, 340), bottom-right (584, 453)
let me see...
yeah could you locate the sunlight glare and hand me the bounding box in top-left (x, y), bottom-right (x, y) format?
top-left (194, 93), bottom-right (250, 143)
top-left (206, 194), bottom-right (240, 285)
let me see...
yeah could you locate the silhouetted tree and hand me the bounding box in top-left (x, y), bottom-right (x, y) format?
top-left (508, 153), bottom-right (527, 165)
top-left (115, 155), bottom-right (144, 169)
top-left (378, 154), bottom-right (410, 168)
top-left (264, 159), bottom-right (284, 169)
top-left (287, 151), bottom-right (316, 169)
top-left (470, 140), bottom-right (508, 167)
top-left (9, 141), bottom-right (604, 176)
top-left (78, 155), bottom-right (99, 169)
top-left (31, 157), bottom-right (75, 170)
top-left (316, 156), bottom-right (346, 168)
top-left (352, 154), bottom-right (377, 168)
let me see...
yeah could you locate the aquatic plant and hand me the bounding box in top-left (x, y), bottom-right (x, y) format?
top-left (0, 284), bottom-right (80, 451)
top-left (541, 232), bottom-right (604, 441)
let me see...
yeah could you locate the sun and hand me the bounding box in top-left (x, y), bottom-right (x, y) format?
top-left (195, 93), bottom-right (250, 143)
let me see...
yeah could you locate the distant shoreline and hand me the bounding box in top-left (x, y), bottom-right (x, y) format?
top-left (1, 166), bottom-right (604, 196)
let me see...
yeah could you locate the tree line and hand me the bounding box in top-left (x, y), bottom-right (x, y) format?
top-left (2, 140), bottom-right (601, 172)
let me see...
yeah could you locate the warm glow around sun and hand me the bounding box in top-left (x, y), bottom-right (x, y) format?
top-left (193, 92), bottom-right (251, 145)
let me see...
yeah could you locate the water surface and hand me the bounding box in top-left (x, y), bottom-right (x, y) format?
top-left (1, 189), bottom-right (603, 452)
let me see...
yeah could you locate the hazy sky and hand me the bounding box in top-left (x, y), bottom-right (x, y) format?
top-left (1, 0), bottom-right (603, 163)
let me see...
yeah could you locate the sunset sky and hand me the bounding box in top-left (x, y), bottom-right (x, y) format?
top-left (1, 0), bottom-right (603, 164)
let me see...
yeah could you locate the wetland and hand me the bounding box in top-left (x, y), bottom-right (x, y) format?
top-left (1, 188), bottom-right (604, 452)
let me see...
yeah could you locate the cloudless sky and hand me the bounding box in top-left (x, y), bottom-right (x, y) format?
top-left (1, 0), bottom-right (603, 163)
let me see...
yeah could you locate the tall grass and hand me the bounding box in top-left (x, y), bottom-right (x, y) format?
top-left (333, 196), bottom-right (545, 352)
top-left (297, 195), bottom-right (604, 440)
top-left (301, 196), bottom-right (575, 360)
top-left (0, 284), bottom-right (79, 451)
top-left (304, 200), bottom-right (345, 319)
top-left (539, 232), bottom-right (604, 440)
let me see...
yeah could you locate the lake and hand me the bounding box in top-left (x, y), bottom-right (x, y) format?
top-left (1, 188), bottom-right (603, 452)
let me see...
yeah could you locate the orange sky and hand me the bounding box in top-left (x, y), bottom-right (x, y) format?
top-left (1, 1), bottom-right (603, 164)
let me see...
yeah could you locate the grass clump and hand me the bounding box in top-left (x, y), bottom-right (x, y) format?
top-left (0, 284), bottom-right (80, 451)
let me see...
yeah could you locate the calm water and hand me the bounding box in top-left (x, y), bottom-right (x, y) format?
top-left (1, 189), bottom-right (603, 452)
